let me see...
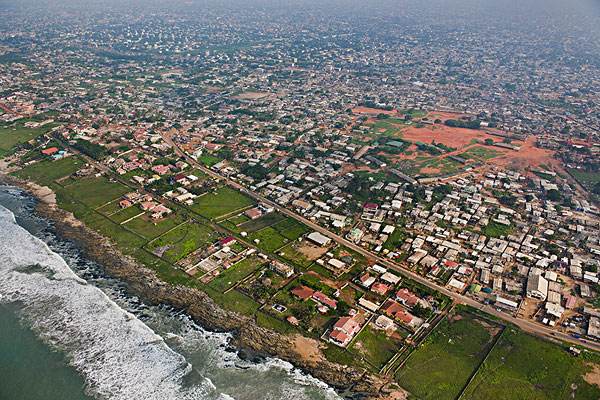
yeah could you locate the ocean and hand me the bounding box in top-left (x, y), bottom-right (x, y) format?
top-left (0, 186), bottom-right (341, 400)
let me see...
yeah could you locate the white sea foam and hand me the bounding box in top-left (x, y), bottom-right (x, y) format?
top-left (0, 205), bottom-right (219, 400)
top-left (0, 199), bottom-right (341, 400)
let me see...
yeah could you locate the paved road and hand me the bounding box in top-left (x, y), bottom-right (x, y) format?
top-left (162, 132), bottom-right (600, 353)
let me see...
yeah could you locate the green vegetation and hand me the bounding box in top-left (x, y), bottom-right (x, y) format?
top-left (459, 145), bottom-right (500, 161)
top-left (482, 220), bottom-right (513, 238)
top-left (568, 168), bottom-right (600, 194)
top-left (444, 119), bottom-right (481, 129)
top-left (13, 156), bottom-right (83, 186)
top-left (209, 256), bottom-right (265, 292)
top-left (123, 213), bottom-right (186, 240)
top-left (191, 186), bottom-right (255, 219)
top-left (461, 328), bottom-right (600, 400)
top-left (273, 218), bottom-right (310, 241)
top-left (72, 139), bottom-right (107, 160)
top-left (237, 212), bottom-right (286, 233)
top-left (197, 154), bottom-right (222, 167)
top-left (383, 226), bottom-right (407, 251)
top-left (395, 312), bottom-right (500, 400)
top-left (61, 176), bottom-right (130, 208)
top-left (147, 222), bottom-right (217, 263)
top-left (0, 120), bottom-right (56, 156)
top-left (249, 226), bottom-right (288, 252)
top-left (350, 325), bottom-right (403, 370)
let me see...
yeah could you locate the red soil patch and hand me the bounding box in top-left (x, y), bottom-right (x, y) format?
top-left (488, 136), bottom-right (559, 171)
top-left (400, 124), bottom-right (489, 149)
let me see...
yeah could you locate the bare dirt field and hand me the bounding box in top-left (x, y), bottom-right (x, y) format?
top-left (400, 124), bottom-right (490, 150)
top-left (487, 136), bottom-right (559, 171)
top-left (353, 106), bottom-right (398, 116)
top-left (233, 91), bottom-right (271, 100)
top-left (298, 243), bottom-right (329, 260)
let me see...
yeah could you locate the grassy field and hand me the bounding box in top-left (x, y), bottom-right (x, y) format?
top-left (278, 243), bottom-right (313, 268)
top-left (62, 176), bottom-right (130, 208)
top-left (0, 121), bottom-right (56, 156)
top-left (461, 328), bottom-right (600, 400)
top-left (273, 218), bottom-right (311, 241)
top-left (459, 145), bottom-right (500, 161)
top-left (237, 212), bottom-right (286, 233)
top-left (568, 168), bottom-right (600, 193)
top-left (123, 212), bottom-right (186, 240)
top-left (350, 325), bottom-right (404, 370)
top-left (14, 156), bottom-right (83, 186)
top-left (191, 186), bottom-right (255, 220)
top-left (249, 226), bottom-right (288, 252)
top-left (395, 312), bottom-right (500, 400)
top-left (146, 221), bottom-right (217, 263)
top-left (209, 256), bottom-right (265, 292)
top-left (482, 220), bottom-right (513, 238)
top-left (196, 154), bottom-right (222, 167)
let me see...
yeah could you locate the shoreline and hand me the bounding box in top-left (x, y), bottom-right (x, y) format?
top-left (0, 173), bottom-right (401, 400)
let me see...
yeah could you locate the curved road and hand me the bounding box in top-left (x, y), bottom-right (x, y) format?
top-left (162, 132), bottom-right (600, 353)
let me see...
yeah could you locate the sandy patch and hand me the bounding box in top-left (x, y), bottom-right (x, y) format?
top-left (584, 363), bottom-right (600, 388)
top-left (292, 335), bottom-right (324, 365)
top-left (298, 243), bottom-right (329, 261)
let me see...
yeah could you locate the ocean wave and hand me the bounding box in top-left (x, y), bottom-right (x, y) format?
top-left (0, 205), bottom-right (220, 400)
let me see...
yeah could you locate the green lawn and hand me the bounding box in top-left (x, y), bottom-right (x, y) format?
top-left (62, 176), bottom-right (130, 208)
top-left (13, 156), bottom-right (83, 186)
top-left (123, 212), bottom-right (186, 240)
top-left (482, 220), bottom-right (513, 238)
top-left (191, 186), bottom-right (255, 220)
top-left (395, 312), bottom-right (500, 400)
top-left (146, 221), bottom-right (218, 263)
top-left (237, 212), bottom-right (286, 233)
top-left (461, 328), bottom-right (600, 400)
top-left (0, 122), bottom-right (56, 156)
top-left (197, 154), bottom-right (222, 167)
top-left (272, 218), bottom-right (310, 241)
top-left (350, 325), bottom-right (403, 370)
top-left (568, 168), bottom-right (600, 193)
top-left (209, 256), bottom-right (265, 292)
top-left (459, 145), bottom-right (500, 161)
top-left (109, 206), bottom-right (143, 224)
top-left (248, 226), bottom-right (288, 252)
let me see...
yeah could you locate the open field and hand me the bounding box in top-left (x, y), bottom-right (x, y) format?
top-left (249, 226), bottom-right (288, 252)
top-left (278, 242), bottom-right (314, 268)
top-left (395, 312), bottom-right (501, 400)
top-left (208, 256), bottom-right (265, 292)
top-left (13, 156), bottom-right (84, 186)
top-left (461, 328), bottom-right (600, 400)
top-left (61, 176), bottom-right (130, 208)
top-left (237, 211), bottom-right (286, 233)
top-left (0, 121), bottom-right (57, 156)
top-left (568, 168), bottom-right (600, 192)
top-left (146, 221), bottom-right (218, 263)
top-left (123, 212), bottom-right (186, 240)
top-left (273, 218), bottom-right (310, 240)
top-left (191, 186), bottom-right (255, 219)
top-left (350, 325), bottom-right (404, 370)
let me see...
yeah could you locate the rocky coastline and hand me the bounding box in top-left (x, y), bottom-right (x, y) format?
top-left (0, 173), bottom-right (402, 400)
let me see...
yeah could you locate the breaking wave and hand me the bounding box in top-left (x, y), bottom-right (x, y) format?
top-left (0, 204), bottom-right (221, 400)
